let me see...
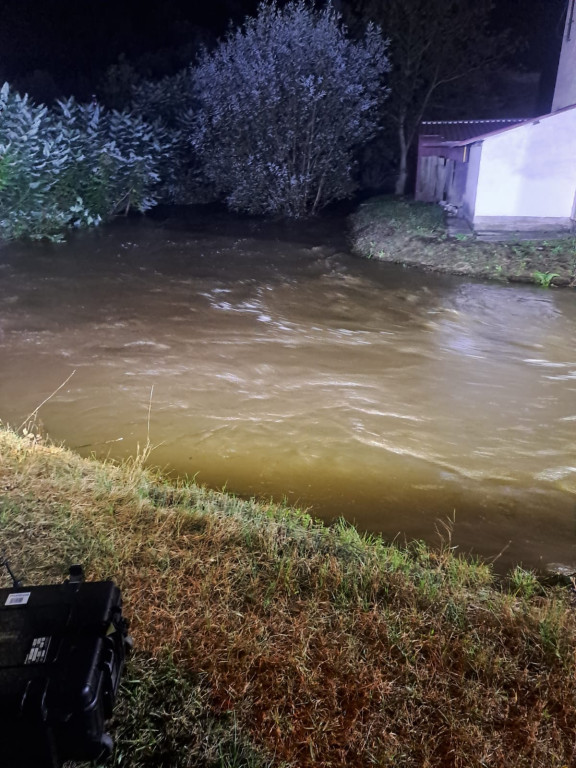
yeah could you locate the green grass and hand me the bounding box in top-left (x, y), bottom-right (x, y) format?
top-left (362, 196), bottom-right (445, 239)
top-left (349, 196), bottom-right (576, 286)
top-left (1, 426), bottom-right (576, 767)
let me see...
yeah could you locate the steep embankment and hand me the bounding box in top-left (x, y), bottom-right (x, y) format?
top-left (1, 427), bottom-right (575, 767)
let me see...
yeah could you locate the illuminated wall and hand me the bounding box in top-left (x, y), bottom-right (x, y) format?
top-left (463, 107), bottom-right (576, 230)
top-left (552, 0), bottom-right (576, 111)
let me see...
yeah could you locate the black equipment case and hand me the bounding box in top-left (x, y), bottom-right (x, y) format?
top-left (0, 566), bottom-right (130, 768)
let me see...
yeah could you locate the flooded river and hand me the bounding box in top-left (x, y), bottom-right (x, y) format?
top-left (1, 207), bottom-right (575, 570)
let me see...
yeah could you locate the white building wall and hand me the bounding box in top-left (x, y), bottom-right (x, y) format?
top-left (461, 143), bottom-right (482, 223)
top-left (473, 109), bottom-right (576, 222)
top-left (552, 1), bottom-right (576, 111)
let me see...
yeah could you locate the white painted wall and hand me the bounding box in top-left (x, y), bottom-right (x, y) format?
top-left (472, 109), bottom-right (576, 220)
top-left (552, 1), bottom-right (576, 111)
top-left (461, 143), bottom-right (482, 223)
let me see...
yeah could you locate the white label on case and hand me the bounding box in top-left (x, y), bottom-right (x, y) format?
top-left (5, 592), bottom-right (31, 606)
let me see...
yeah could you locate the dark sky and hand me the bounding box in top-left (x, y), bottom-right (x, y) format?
top-left (0, 0), bottom-right (566, 107)
top-left (491, 0), bottom-right (566, 71)
top-left (489, 0), bottom-right (567, 113)
top-left (0, 0), bottom-right (261, 99)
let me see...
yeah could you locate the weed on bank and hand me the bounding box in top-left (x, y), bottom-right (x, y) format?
top-left (0, 427), bottom-right (575, 767)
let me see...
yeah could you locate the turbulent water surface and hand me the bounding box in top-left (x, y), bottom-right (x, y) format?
top-left (1, 208), bottom-right (575, 570)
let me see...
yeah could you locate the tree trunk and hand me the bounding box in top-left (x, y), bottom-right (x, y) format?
top-left (395, 115), bottom-right (408, 196)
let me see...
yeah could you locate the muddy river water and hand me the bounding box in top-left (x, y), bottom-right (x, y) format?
top-left (1, 208), bottom-right (575, 571)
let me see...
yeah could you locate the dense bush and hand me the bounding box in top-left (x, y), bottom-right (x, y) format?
top-left (189, 0), bottom-right (389, 218)
top-left (0, 82), bottom-right (175, 241)
top-left (130, 71), bottom-right (211, 204)
top-left (130, 69), bottom-right (194, 129)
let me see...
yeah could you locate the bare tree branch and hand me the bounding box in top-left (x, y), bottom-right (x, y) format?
top-left (340, 0), bottom-right (517, 194)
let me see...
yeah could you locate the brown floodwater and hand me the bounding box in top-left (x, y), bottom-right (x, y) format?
top-left (1, 207), bottom-right (575, 571)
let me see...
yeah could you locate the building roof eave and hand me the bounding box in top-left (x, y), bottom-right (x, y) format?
top-left (421, 103), bottom-right (576, 148)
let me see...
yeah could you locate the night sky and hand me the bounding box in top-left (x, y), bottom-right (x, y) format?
top-left (0, 0), bottom-right (566, 109)
top-left (0, 0), bottom-right (261, 100)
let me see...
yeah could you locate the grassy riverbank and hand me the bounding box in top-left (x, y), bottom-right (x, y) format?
top-left (349, 196), bottom-right (576, 286)
top-left (1, 427), bottom-right (576, 767)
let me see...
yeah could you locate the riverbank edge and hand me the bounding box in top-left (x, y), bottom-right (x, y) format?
top-left (348, 195), bottom-right (576, 286)
top-left (1, 426), bottom-right (575, 767)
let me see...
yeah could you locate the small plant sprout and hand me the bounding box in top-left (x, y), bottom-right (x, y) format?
top-left (533, 270), bottom-right (560, 287)
top-left (509, 565), bottom-right (540, 599)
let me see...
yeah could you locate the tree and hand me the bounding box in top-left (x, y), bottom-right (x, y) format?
top-left (189, 0), bottom-right (389, 218)
top-left (338, 0), bottom-right (514, 195)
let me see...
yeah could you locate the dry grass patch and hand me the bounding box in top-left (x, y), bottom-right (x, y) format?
top-left (1, 427), bottom-right (575, 767)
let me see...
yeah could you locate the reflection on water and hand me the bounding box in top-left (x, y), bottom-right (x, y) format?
top-left (1, 209), bottom-right (575, 571)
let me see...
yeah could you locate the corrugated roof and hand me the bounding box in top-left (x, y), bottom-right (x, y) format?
top-left (420, 119), bottom-right (526, 143)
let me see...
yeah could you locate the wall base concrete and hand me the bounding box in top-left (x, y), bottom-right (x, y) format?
top-left (471, 216), bottom-right (574, 235)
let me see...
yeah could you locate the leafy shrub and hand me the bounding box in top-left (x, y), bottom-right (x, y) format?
top-left (131, 69), bottom-right (194, 129)
top-left (130, 70), bottom-right (212, 204)
top-left (189, 0), bottom-right (390, 218)
top-left (0, 83), bottom-right (174, 241)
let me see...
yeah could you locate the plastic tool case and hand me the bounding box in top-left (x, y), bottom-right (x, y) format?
top-left (0, 566), bottom-right (130, 768)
